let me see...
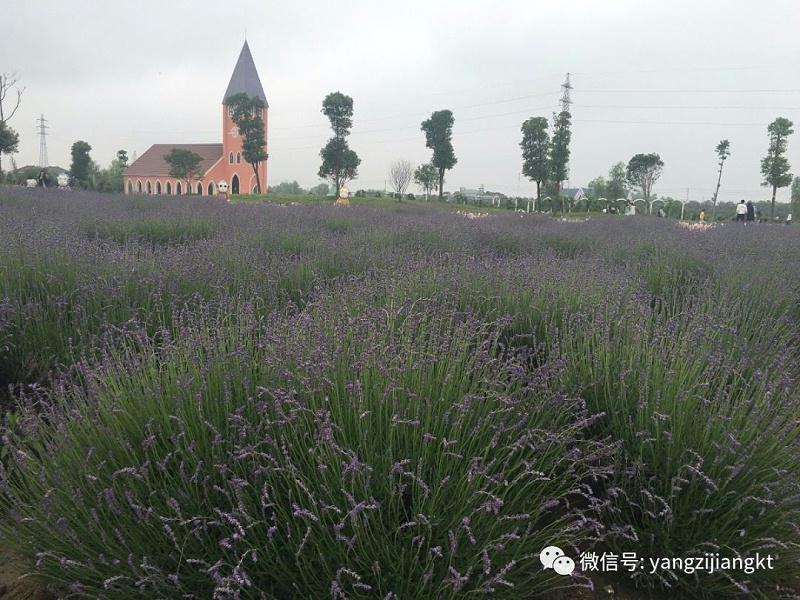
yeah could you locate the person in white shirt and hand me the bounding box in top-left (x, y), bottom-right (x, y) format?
top-left (736, 200), bottom-right (747, 223)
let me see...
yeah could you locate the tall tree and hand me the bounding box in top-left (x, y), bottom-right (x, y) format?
top-left (226, 92), bottom-right (268, 194)
top-left (760, 117), bottom-right (794, 219)
top-left (70, 141), bottom-right (93, 189)
top-left (420, 109), bottom-right (457, 202)
top-left (626, 153), bottom-right (664, 210)
top-left (607, 161), bottom-right (628, 200)
top-left (549, 111), bottom-right (572, 210)
top-left (388, 159), bottom-right (414, 200)
top-left (0, 73), bottom-right (24, 179)
top-left (711, 139), bottom-right (730, 219)
top-left (318, 92), bottom-right (360, 193)
top-left (413, 162), bottom-right (438, 200)
top-left (164, 148), bottom-right (204, 194)
top-left (520, 116), bottom-right (550, 208)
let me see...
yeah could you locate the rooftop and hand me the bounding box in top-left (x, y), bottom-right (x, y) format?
top-left (223, 41), bottom-right (269, 107)
top-left (123, 144), bottom-right (223, 178)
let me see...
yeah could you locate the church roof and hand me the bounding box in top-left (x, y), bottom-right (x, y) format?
top-left (222, 41), bottom-right (269, 107)
top-left (123, 144), bottom-right (223, 178)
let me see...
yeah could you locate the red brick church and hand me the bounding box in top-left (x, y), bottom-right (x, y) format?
top-left (123, 41), bottom-right (268, 196)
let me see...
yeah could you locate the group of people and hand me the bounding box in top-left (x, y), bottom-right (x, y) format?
top-left (736, 199), bottom-right (791, 225)
top-left (735, 200), bottom-right (759, 223)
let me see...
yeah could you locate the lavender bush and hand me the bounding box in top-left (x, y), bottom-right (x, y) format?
top-left (1, 297), bottom-right (610, 598)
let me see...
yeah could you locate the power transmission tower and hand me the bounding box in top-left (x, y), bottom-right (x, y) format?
top-left (559, 73), bottom-right (572, 114)
top-left (37, 114), bottom-right (49, 167)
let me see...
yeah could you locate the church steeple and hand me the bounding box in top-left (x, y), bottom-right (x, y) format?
top-left (223, 41), bottom-right (268, 106)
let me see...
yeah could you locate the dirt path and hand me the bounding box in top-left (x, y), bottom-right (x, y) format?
top-left (0, 553), bottom-right (53, 600)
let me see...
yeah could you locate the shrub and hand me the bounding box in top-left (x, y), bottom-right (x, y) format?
top-left (1, 299), bottom-right (612, 598)
top-left (555, 287), bottom-right (800, 596)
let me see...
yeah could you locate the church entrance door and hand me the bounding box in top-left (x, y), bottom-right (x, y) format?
top-left (231, 174), bottom-right (240, 195)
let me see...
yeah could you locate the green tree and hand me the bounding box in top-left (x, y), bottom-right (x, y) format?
top-left (0, 72), bottom-right (24, 179)
top-left (413, 162), bottom-right (439, 200)
top-left (420, 109), bottom-right (457, 202)
top-left (70, 141), bottom-right (93, 188)
top-left (271, 181), bottom-right (305, 195)
top-left (96, 149), bottom-right (129, 193)
top-left (607, 161), bottom-right (628, 200)
top-left (0, 121), bottom-right (19, 181)
top-left (587, 176), bottom-right (607, 200)
top-left (310, 182), bottom-right (331, 196)
top-left (549, 111), bottom-right (572, 210)
top-left (760, 117), bottom-right (794, 219)
top-left (318, 92), bottom-right (360, 193)
top-left (626, 153), bottom-right (664, 212)
top-left (520, 116), bottom-right (550, 208)
top-left (711, 139), bottom-right (730, 219)
top-left (791, 176), bottom-right (800, 219)
top-left (226, 92), bottom-right (268, 194)
top-left (164, 148), bottom-right (204, 194)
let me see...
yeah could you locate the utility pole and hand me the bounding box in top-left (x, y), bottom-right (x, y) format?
top-left (37, 114), bottom-right (49, 167)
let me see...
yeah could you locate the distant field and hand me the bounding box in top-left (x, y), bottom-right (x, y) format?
top-left (0, 187), bottom-right (798, 599)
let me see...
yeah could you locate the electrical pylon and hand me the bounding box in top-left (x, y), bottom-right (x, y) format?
top-left (37, 114), bottom-right (49, 167)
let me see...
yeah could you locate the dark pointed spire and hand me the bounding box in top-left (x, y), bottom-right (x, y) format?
top-left (223, 41), bottom-right (268, 107)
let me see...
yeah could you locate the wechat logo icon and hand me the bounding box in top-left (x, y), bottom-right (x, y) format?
top-left (540, 545), bottom-right (576, 576)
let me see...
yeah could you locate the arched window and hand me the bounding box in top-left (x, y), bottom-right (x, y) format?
top-left (176, 181), bottom-right (182, 195)
top-left (196, 182), bottom-right (202, 195)
top-left (231, 174), bottom-right (240, 195)
top-left (166, 181), bottom-right (172, 195)
top-left (136, 180), bottom-right (142, 193)
top-left (207, 182), bottom-right (215, 196)
top-left (236, 152), bottom-right (241, 164)
top-left (229, 152), bottom-right (234, 164)
top-left (156, 181), bottom-right (162, 194)
top-left (127, 181), bottom-right (133, 194)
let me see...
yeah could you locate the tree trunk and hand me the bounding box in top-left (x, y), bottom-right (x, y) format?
top-left (711, 162), bottom-right (724, 219)
top-left (438, 168), bottom-right (445, 202)
top-left (252, 163), bottom-right (261, 195)
top-left (772, 185), bottom-right (777, 219)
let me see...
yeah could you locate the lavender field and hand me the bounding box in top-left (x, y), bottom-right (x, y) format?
top-left (0, 187), bottom-right (799, 599)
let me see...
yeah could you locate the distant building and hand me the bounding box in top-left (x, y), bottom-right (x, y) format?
top-left (123, 41), bottom-right (269, 196)
top-left (562, 187), bottom-right (594, 201)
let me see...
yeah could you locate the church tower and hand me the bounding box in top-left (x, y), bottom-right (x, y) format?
top-left (221, 41), bottom-right (269, 194)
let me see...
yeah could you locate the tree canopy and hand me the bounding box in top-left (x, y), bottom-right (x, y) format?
top-left (413, 163), bottom-right (438, 200)
top-left (0, 121), bottom-right (19, 180)
top-left (761, 117), bottom-right (794, 219)
top-left (549, 111), bottom-right (572, 205)
top-left (164, 148), bottom-right (204, 192)
top-left (626, 153), bottom-right (664, 207)
top-left (70, 141), bottom-right (93, 188)
top-left (226, 92), bottom-right (268, 194)
top-left (520, 116), bottom-right (550, 205)
top-left (420, 110), bottom-right (457, 202)
top-left (318, 92), bottom-right (360, 193)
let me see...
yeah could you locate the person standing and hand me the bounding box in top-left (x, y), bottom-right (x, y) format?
top-left (745, 200), bottom-right (755, 223)
top-left (699, 209), bottom-right (706, 222)
top-left (37, 170), bottom-right (49, 188)
top-left (787, 213), bottom-right (792, 226)
top-left (736, 200), bottom-right (747, 223)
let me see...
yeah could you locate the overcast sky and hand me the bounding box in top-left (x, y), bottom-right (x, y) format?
top-left (3, 0), bottom-right (799, 202)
